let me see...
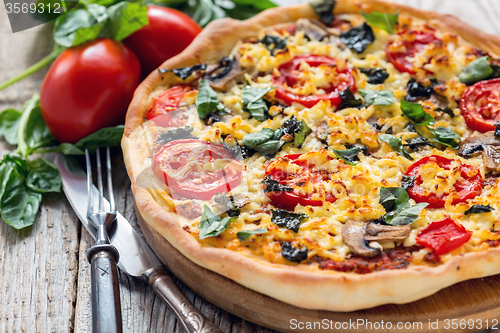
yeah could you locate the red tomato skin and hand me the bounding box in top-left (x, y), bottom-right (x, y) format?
top-left (386, 31), bottom-right (440, 74)
top-left (264, 153), bottom-right (336, 210)
top-left (459, 78), bottom-right (500, 132)
top-left (146, 86), bottom-right (192, 127)
top-left (405, 155), bottom-right (483, 209)
top-left (416, 218), bottom-right (472, 255)
top-left (273, 55), bottom-right (355, 108)
top-left (40, 38), bottom-right (141, 144)
top-left (153, 139), bottom-right (242, 200)
top-left (124, 6), bottom-right (202, 75)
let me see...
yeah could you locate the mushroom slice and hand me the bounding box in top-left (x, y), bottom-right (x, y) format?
top-left (341, 220), bottom-right (381, 257)
top-left (459, 131), bottom-right (500, 171)
top-left (314, 121), bottom-right (328, 141)
top-left (297, 19), bottom-right (331, 41)
top-left (205, 56), bottom-right (251, 91)
top-left (364, 223), bottom-right (411, 241)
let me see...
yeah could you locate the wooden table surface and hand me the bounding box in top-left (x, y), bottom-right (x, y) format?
top-left (1, 0), bottom-right (500, 332)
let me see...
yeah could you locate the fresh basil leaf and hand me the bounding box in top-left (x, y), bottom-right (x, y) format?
top-left (359, 67), bottom-right (389, 84)
top-left (359, 89), bottom-right (396, 106)
top-left (0, 109), bottom-right (22, 145)
top-left (379, 186), bottom-right (409, 212)
top-left (271, 209), bottom-right (307, 233)
top-left (0, 167), bottom-right (42, 229)
top-left (261, 175), bottom-right (293, 193)
top-left (338, 87), bottom-right (363, 109)
top-left (199, 205), bottom-right (235, 239)
top-left (331, 147), bottom-right (361, 165)
top-left (241, 86), bottom-right (273, 121)
top-left (464, 204), bottom-right (494, 215)
top-left (243, 128), bottom-right (275, 149)
top-left (362, 10), bottom-right (398, 34)
top-left (401, 175), bottom-right (416, 190)
top-left (309, 0), bottom-right (336, 25)
top-left (26, 159), bottom-right (61, 193)
top-left (237, 228), bottom-right (268, 241)
top-left (23, 102), bottom-right (57, 152)
top-left (383, 203), bottom-right (428, 226)
top-left (220, 0), bottom-right (276, 20)
top-left (378, 134), bottom-right (413, 160)
top-left (54, 143), bottom-right (85, 155)
top-left (196, 79), bottom-right (219, 119)
top-left (400, 100), bottom-right (435, 126)
top-left (428, 126), bottom-right (461, 149)
top-left (282, 241), bottom-right (308, 262)
top-left (158, 64), bottom-right (207, 80)
top-left (3, 155), bottom-right (28, 175)
top-left (191, 0), bottom-right (225, 27)
top-left (260, 35), bottom-right (287, 56)
top-left (73, 125), bottom-right (124, 152)
top-left (294, 120), bottom-right (311, 148)
top-left (253, 140), bottom-right (283, 160)
top-left (53, 6), bottom-right (107, 47)
top-left (459, 56), bottom-right (493, 85)
top-left (105, 2), bottom-right (149, 41)
top-left (340, 23), bottom-right (374, 54)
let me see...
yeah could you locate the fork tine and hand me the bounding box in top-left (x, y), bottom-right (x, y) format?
top-left (106, 147), bottom-right (116, 213)
top-left (96, 146), bottom-right (104, 212)
top-left (85, 148), bottom-right (93, 215)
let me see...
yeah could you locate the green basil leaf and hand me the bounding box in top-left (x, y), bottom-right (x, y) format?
top-left (199, 205), bottom-right (235, 239)
top-left (400, 100), bottom-right (435, 126)
top-left (379, 186), bottom-right (409, 212)
top-left (246, 99), bottom-right (268, 121)
top-left (362, 10), bottom-right (399, 34)
top-left (294, 120), bottom-right (311, 148)
top-left (105, 2), bottom-right (148, 41)
top-left (73, 125), bottom-right (124, 153)
top-left (465, 204), bottom-right (494, 215)
top-left (459, 56), bottom-right (493, 85)
top-left (359, 89), bottom-right (396, 106)
top-left (383, 203), bottom-right (428, 226)
top-left (53, 6), bottom-right (108, 47)
top-left (237, 228), bottom-right (268, 241)
top-left (196, 79), bottom-right (219, 119)
top-left (242, 86), bottom-right (273, 121)
top-left (254, 140), bottom-right (283, 160)
top-left (428, 126), bottom-right (461, 149)
top-left (378, 134), bottom-right (413, 160)
top-left (271, 209), bottom-right (308, 233)
top-left (0, 167), bottom-right (42, 229)
top-left (192, 0), bottom-right (225, 27)
top-left (243, 128), bottom-right (275, 149)
top-left (26, 159), bottom-right (61, 193)
top-left (23, 102), bottom-right (57, 152)
top-left (0, 109), bottom-right (22, 145)
top-left (331, 147), bottom-right (361, 165)
top-left (310, 0), bottom-right (336, 25)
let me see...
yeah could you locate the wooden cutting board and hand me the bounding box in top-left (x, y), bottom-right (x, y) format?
top-left (135, 208), bottom-right (500, 333)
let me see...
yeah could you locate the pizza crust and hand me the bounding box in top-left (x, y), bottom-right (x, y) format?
top-left (122, 0), bottom-right (500, 311)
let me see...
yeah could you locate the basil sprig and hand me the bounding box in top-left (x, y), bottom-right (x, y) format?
top-left (459, 56), bottom-right (499, 85)
top-left (378, 134), bottom-right (413, 160)
top-left (331, 147), bottom-right (362, 165)
top-left (400, 100), bottom-right (461, 149)
top-left (359, 89), bottom-right (396, 106)
top-left (196, 79), bottom-right (220, 119)
top-left (199, 205), bottom-right (236, 239)
top-left (241, 86), bottom-right (273, 121)
top-left (237, 228), bottom-right (268, 241)
top-left (362, 10), bottom-right (399, 34)
top-left (379, 187), bottom-right (428, 226)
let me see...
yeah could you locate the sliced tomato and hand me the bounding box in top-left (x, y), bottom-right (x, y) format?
top-left (405, 155), bottom-right (482, 209)
top-left (459, 78), bottom-right (500, 132)
top-left (386, 31), bottom-right (440, 75)
top-left (264, 153), bottom-right (336, 210)
top-left (416, 218), bottom-right (472, 255)
top-left (273, 55), bottom-right (355, 108)
top-left (146, 86), bottom-right (193, 127)
top-left (153, 139), bottom-right (243, 200)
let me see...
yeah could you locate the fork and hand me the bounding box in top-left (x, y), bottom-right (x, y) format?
top-left (85, 147), bottom-right (123, 333)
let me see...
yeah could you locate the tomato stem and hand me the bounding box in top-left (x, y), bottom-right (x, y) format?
top-left (0, 46), bottom-right (64, 91)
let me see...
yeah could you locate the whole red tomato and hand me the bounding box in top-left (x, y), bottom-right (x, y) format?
top-left (124, 5), bottom-right (202, 75)
top-left (40, 38), bottom-right (141, 143)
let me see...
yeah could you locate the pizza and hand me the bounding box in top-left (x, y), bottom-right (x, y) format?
top-left (122, 0), bottom-right (500, 311)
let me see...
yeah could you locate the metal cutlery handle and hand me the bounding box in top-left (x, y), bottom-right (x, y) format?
top-left (143, 267), bottom-right (222, 333)
top-left (87, 244), bottom-right (123, 333)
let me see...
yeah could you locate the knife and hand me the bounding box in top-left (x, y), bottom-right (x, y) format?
top-left (55, 154), bottom-right (222, 333)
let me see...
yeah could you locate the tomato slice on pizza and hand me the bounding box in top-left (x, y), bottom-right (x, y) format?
top-left (273, 55), bottom-right (355, 108)
top-left (416, 218), bottom-right (472, 255)
top-left (153, 139), bottom-right (243, 200)
top-left (460, 78), bottom-right (500, 132)
top-left (147, 86), bottom-right (194, 127)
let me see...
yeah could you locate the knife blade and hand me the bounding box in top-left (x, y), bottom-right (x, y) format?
top-left (55, 154), bottom-right (222, 333)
